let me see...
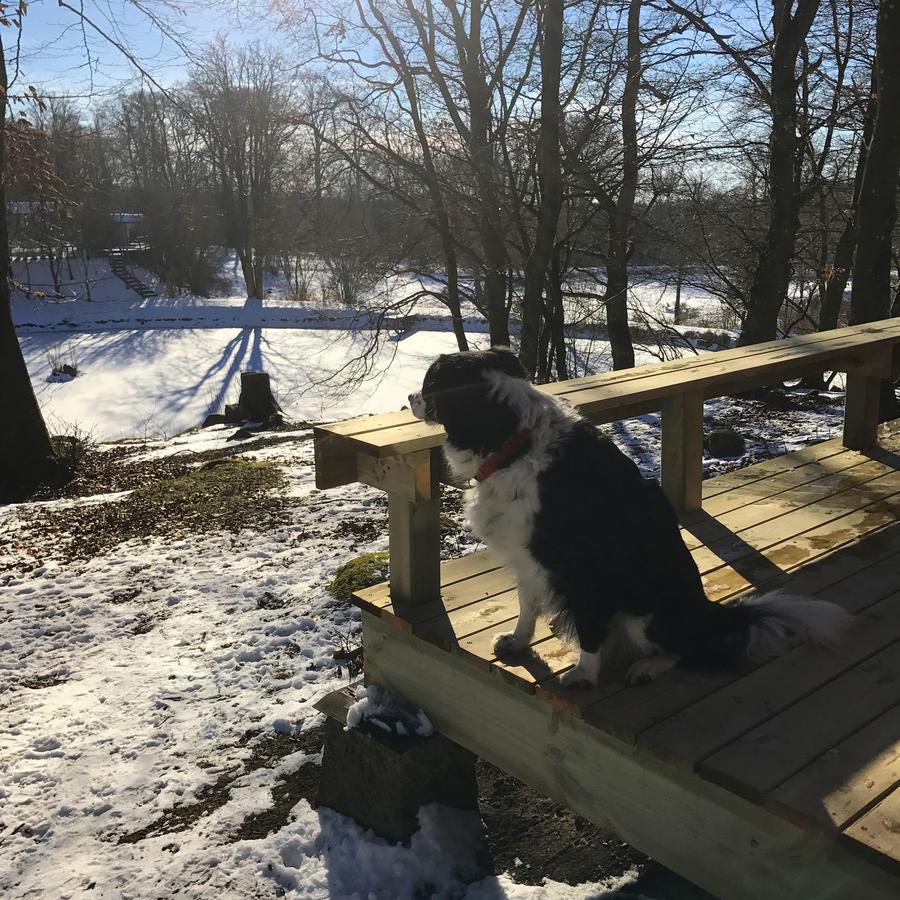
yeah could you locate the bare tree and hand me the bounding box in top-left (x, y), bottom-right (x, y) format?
top-left (192, 41), bottom-right (298, 300)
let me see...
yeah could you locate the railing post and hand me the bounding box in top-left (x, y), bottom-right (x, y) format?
top-left (660, 390), bottom-right (704, 513)
top-left (386, 449), bottom-right (441, 608)
top-left (842, 373), bottom-right (881, 451)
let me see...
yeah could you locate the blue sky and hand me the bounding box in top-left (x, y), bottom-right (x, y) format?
top-left (8, 1), bottom-right (274, 103)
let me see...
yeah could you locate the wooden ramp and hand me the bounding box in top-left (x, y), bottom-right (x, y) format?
top-left (355, 423), bottom-right (900, 899)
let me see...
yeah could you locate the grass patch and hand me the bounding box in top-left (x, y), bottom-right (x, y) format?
top-left (128, 459), bottom-right (283, 528)
top-left (327, 551), bottom-right (390, 603)
top-left (11, 458), bottom-right (290, 564)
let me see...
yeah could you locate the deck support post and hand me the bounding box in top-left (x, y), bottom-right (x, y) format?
top-left (315, 686), bottom-right (484, 857)
top-left (843, 373), bottom-right (881, 451)
top-left (387, 449), bottom-right (441, 609)
top-left (660, 390), bottom-right (704, 512)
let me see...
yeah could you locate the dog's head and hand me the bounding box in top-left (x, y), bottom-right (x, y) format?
top-left (409, 348), bottom-right (530, 455)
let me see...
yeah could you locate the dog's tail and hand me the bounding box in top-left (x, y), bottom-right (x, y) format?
top-left (683, 592), bottom-right (852, 670)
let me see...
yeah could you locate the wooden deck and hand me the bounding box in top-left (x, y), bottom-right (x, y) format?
top-left (355, 423), bottom-right (900, 897)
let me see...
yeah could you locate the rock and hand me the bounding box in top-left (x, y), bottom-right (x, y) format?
top-left (705, 428), bottom-right (746, 458)
top-left (224, 403), bottom-right (243, 423)
top-left (202, 413), bottom-right (227, 428)
top-left (226, 427), bottom-right (254, 442)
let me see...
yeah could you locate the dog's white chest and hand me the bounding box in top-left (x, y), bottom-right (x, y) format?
top-left (466, 473), bottom-right (540, 566)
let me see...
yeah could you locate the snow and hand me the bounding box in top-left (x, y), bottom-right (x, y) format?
top-left (1, 425), bottom-right (655, 899)
top-left (20, 327), bottom-right (479, 441)
top-left (345, 684), bottom-right (434, 738)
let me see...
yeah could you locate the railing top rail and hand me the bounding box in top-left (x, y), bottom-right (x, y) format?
top-left (315, 319), bottom-right (900, 473)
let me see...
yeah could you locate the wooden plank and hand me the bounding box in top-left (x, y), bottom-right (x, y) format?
top-left (318, 409), bottom-right (418, 437)
top-left (362, 611), bottom-right (900, 899)
top-left (701, 502), bottom-right (900, 603)
top-left (701, 640), bottom-right (900, 799)
top-left (845, 780), bottom-right (900, 864)
top-left (369, 565), bottom-right (518, 625)
top-left (455, 617), bottom-right (552, 668)
top-left (557, 326), bottom-right (900, 425)
top-left (354, 550), bottom-right (502, 610)
top-left (699, 439), bottom-right (846, 500)
top-left (771, 704), bottom-right (900, 831)
top-left (490, 636), bottom-right (575, 689)
top-left (343, 420), bottom-right (446, 458)
top-left (690, 472), bottom-right (900, 576)
top-left (682, 459), bottom-right (900, 551)
top-left (660, 390), bottom-right (704, 511)
top-left (843, 374), bottom-right (882, 451)
top-left (314, 428), bottom-right (358, 489)
top-left (696, 449), bottom-right (878, 519)
top-left (548, 319), bottom-right (900, 407)
top-left (416, 588), bottom-right (520, 650)
top-left (637, 576), bottom-right (900, 765)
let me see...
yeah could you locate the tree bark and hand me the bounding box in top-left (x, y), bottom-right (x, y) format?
top-left (850, 0), bottom-right (900, 421)
top-left (818, 69), bottom-right (878, 335)
top-left (0, 32), bottom-right (56, 500)
top-left (738, 0), bottom-right (821, 346)
top-left (606, 0), bottom-right (641, 370)
top-left (456, 0), bottom-right (510, 347)
top-left (520, 0), bottom-right (564, 376)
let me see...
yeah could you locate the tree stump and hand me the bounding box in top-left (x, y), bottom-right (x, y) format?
top-left (237, 371), bottom-right (280, 423)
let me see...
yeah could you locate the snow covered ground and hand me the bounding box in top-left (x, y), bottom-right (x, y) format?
top-left (13, 252), bottom-right (737, 442)
top-left (1, 427), bottom-right (657, 900)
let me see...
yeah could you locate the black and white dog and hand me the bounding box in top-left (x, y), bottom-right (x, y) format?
top-left (409, 348), bottom-right (849, 687)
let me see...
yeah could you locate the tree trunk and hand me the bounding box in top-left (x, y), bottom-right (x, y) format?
top-left (819, 68), bottom-right (877, 334)
top-left (461, 1), bottom-right (510, 347)
top-left (435, 216), bottom-right (468, 352)
top-left (519, 0), bottom-right (565, 376)
top-left (549, 248), bottom-right (568, 381)
top-left (0, 33), bottom-right (55, 501)
top-left (738, 0), bottom-right (821, 346)
top-left (606, 0), bottom-right (642, 370)
top-left (850, 0), bottom-right (900, 421)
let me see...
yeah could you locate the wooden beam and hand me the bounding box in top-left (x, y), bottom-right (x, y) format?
top-left (843, 374), bottom-right (882, 451)
top-left (362, 613), bottom-right (900, 900)
top-left (661, 390), bottom-right (704, 512)
top-left (838, 346), bottom-right (896, 378)
top-left (387, 450), bottom-right (441, 610)
top-left (358, 450), bottom-right (435, 502)
top-left (313, 427), bottom-right (357, 489)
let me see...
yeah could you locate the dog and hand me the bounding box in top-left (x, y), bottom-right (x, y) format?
top-left (409, 347), bottom-right (850, 687)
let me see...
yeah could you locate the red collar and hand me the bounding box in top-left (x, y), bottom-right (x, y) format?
top-left (474, 429), bottom-right (532, 482)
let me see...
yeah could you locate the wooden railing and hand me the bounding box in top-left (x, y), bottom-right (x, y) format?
top-left (314, 319), bottom-right (900, 609)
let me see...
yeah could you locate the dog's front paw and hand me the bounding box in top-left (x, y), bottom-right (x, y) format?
top-left (559, 666), bottom-right (598, 689)
top-left (492, 631), bottom-right (527, 657)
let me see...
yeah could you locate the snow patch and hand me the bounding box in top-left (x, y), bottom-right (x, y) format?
top-left (344, 684), bottom-right (434, 738)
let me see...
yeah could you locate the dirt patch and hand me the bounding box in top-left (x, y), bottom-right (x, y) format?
top-left (29, 429), bottom-right (312, 503)
top-left (118, 728), bottom-right (323, 845)
top-left (16, 673), bottom-right (69, 690)
top-left (4, 458), bottom-right (290, 567)
top-left (478, 763), bottom-right (642, 886)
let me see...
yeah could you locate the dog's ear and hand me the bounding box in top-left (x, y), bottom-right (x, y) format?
top-left (488, 347), bottom-right (528, 380)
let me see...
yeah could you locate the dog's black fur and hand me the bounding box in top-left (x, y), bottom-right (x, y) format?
top-left (413, 348), bottom-right (847, 682)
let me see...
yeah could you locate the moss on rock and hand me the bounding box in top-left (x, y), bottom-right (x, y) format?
top-left (328, 552), bottom-right (390, 604)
